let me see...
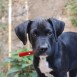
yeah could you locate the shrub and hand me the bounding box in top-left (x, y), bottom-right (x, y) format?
top-left (66, 0), bottom-right (77, 26)
top-left (6, 48), bottom-right (37, 77)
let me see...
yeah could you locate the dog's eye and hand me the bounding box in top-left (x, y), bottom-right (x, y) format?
top-left (46, 30), bottom-right (52, 36)
top-left (33, 33), bottom-right (37, 37)
top-left (32, 31), bottom-right (38, 37)
top-left (47, 31), bottom-right (52, 36)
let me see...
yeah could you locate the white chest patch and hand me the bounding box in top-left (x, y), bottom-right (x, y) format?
top-left (39, 56), bottom-right (53, 77)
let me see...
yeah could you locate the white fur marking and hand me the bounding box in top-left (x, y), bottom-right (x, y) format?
top-left (39, 56), bottom-right (53, 77)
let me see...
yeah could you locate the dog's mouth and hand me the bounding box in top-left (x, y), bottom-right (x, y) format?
top-left (41, 53), bottom-right (48, 56)
top-left (33, 49), bottom-right (49, 56)
top-left (35, 51), bottom-right (48, 56)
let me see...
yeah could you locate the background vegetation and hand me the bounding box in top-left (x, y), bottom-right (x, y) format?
top-left (66, 0), bottom-right (77, 26)
top-left (7, 48), bottom-right (37, 77)
top-left (0, 0), bottom-right (7, 18)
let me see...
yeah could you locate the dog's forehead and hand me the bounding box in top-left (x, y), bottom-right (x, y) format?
top-left (31, 20), bottom-right (52, 30)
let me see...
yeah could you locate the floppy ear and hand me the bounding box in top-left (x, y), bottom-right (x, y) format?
top-left (15, 21), bottom-right (32, 45)
top-left (48, 18), bottom-right (65, 37)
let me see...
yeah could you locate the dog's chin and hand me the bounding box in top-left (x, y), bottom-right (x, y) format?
top-left (41, 53), bottom-right (48, 56)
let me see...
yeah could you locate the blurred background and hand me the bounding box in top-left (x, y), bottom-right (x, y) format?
top-left (0, 0), bottom-right (77, 77)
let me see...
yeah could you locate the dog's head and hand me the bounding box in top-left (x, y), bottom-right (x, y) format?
top-left (15, 18), bottom-right (65, 56)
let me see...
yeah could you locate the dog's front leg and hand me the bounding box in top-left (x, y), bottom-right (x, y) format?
top-left (33, 56), bottom-right (46, 77)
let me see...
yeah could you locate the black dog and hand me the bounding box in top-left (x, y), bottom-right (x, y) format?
top-left (15, 18), bottom-right (77, 77)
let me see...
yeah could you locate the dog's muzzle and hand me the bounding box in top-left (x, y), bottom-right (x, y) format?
top-left (37, 43), bottom-right (49, 56)
top-left (39, 43), bottom-right (48, 52)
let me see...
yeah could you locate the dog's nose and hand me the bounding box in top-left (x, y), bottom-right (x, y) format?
top-left (40, 47), bottom-right (48, 52)
top-left (39, 44), bottom-right (48, 52)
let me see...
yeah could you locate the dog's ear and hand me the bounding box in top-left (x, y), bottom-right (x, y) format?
top-left (48, 18), bottom-right (65, 37)
top-left (15, 21), bottom-right (32, 45)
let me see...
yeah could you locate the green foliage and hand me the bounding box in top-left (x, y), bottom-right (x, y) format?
top-left (0, 0), bottom-right (7, 31)
top-left (6, 48), bottom-right (37, 77)
top-left (66, 0), bottom-right (77, 26)
top-left (0, 0), bottom-right (7, 18)
top-left (0, 59), bottom-right (8, 77)
top-left (0, 22), bottom-right (7, 30)
top-left (0, 71), bottom-right (7, 77)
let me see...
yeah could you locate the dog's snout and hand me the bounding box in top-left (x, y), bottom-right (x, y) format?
top-left (39, 43), bottom-right (48, 52)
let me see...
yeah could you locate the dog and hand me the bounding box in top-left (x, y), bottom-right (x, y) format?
top-left (15, 17), bottom-right (77, 77)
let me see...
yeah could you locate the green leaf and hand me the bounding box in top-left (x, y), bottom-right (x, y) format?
top-left (29, 71), bottom-right (37, 77)
top-left (0, 71), bottom-right (7, 77)
top-left (12, 56), bottom-right (20, 59)
top-left (10, 51), bottom-right (18, 55)
top-left (22, 57), bottom-right (29, 61)
top-left (28, 56), bottom-right (33, 61)
top-left (7, 66), bottom-right (21, 74)
top-left (21, 64), bottom-right (32, 69)
top-left (14, 73), bottom-right (19, 77)
top-left (19, 74), bottom-right (26, 77)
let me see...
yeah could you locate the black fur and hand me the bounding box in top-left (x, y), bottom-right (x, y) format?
top-left (15, 18), bottom-right (77, 77)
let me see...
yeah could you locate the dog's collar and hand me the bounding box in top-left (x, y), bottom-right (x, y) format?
top-left (19, 51), bottom-right (33, 57)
